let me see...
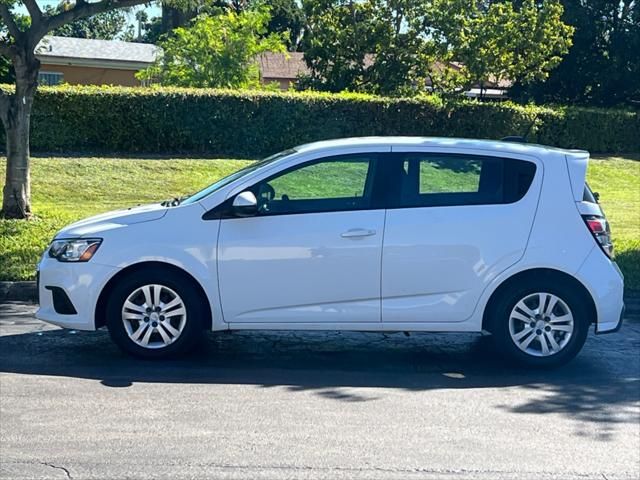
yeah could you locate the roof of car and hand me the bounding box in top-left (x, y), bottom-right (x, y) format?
top-left (294, 137), bottom-right (588, 157)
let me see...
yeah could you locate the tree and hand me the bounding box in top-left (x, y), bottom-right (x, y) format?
top-left (135, 9), bottom-right (148, 41)
top-left (137, 8), bottom-right (287, 88)
top-left (135, 14), bottom-right (163, 44)
top-left (0, 0), bottom-right (190, 219)
top-left (202, 1), bottom-right (305, 50)
top-left (430, 0), bottom-right (574, 97)
top-left (299, 0), bottom-right (381, 93)
top-left (515, 0), bottom-right (639, 106)
top-left (47, 4), bottom-right (130, 40)
top-left (260, 0), bottom-right (304, 51)
top-left (300, 0), bottom-right (573, 97)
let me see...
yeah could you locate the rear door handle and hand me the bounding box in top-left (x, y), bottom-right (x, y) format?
top-left (341, 228), bottom-right (376, 238)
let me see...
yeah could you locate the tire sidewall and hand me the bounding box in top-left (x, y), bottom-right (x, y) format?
top-left (491, 281), bottom-right (590, 368)
top-left (106, 268), bottom-right (205, 359)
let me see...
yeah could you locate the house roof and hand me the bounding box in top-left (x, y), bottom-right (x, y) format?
top-left (258, 52), bottom-right (309, 80)
top-left (35, 36), bottom-right (159, 70)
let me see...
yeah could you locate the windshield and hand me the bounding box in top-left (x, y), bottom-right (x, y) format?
top-left (181, 149), bottom-right (297, 205)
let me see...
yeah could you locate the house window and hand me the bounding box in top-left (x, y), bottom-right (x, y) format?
top-left (38, 71), bottom-right (64, 86)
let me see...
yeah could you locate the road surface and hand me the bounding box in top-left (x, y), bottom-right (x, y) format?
top-left (1, 302), bottom-right (639, 479)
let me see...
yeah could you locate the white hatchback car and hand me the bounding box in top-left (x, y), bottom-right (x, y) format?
top-left (37, 137), bottom-right (625, 366)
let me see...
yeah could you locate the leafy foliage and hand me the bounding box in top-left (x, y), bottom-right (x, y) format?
top-left (431, 0), bottom-right (574, 89)
top-left (137, 14), bottom-right (164, 44)
top-left (0, 55), bottom-right (12, 83)
top-left (137, 8), bottom-right (287, 88)
top-left (300, 0), bottom-right (446, 95)
top-left (261, 0), bottom-right (304, 50)
top-left (515, 0), bottom-right (640, 106)
top-left (1, 84), bottom-right (636, 155)
top-left (45, 4), bottom-right (131, 40)
top-left (300, 0), bottom-right (574, 96)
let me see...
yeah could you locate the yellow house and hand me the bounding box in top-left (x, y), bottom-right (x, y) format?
top-left (35, 36), bottom-right (159, 87)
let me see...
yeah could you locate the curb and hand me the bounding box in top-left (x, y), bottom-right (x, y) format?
top-left (2, 281), bottom-right (640, 318)
top-left (0, 281), bottom-right (38, 303)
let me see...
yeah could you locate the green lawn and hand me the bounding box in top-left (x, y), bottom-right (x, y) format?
top-left (0, 155), bottom-right (638, 292)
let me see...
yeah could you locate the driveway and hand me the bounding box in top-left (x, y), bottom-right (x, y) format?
top-left (1, 302), bottom-right (639, 479)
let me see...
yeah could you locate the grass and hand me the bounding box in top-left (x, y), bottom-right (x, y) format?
top-left (588, 157), bottom-right (640, 292)
top-left (0, 155), bottom-right (638, 292)
top-left (0, 157), bottom-right (251, 282)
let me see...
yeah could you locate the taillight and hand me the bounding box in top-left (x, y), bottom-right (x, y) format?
top-left (582, 215), bottom-right (614, 258)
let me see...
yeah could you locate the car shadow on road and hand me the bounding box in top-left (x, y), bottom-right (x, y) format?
top-left (1, 319), bottom-right (638, 436)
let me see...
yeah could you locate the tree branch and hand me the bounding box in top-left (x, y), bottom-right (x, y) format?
top-left (44, 0), bottom-right (150, 33)
top-left (0, 4), bottom-right (22, 41)
top-left (22, 0), bottom-right (42, 22)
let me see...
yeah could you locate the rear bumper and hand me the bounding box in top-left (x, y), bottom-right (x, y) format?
top-left (595, 304), bottom-right (624, 335)
top-left (575, 248), bottom-right (625, 335)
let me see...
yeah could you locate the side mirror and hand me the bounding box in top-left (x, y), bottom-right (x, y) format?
top-left (232, 191), bottom-right (258, 217)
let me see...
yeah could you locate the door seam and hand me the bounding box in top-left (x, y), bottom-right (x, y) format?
top-left (379, 208), bottom-right (388, 322)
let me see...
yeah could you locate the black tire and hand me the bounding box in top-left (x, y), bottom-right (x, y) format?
top-left (488, 278), bottom-right (590, 368)
top-left (105, 267), bottom-right (206, 359)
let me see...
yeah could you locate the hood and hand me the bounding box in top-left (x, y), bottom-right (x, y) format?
top-left (55, 203), bottom-right (168, 238)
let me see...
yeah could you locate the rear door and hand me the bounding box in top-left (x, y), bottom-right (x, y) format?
top-left (381, 149), bottom-right (541, 324)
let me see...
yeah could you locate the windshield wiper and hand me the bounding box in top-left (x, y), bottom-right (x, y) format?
top-left (161, 195), bottom-right (188, 207)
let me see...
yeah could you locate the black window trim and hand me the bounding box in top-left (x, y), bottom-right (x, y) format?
top-left (384, 151), bottom-right (538, 210)
top-left (202, 151), bottom-right (537, 220)
top-left (204, 152), bottom-right (386, 220)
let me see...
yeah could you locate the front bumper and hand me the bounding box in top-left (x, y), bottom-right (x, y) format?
top-left (36, 256), bottom-right (120, 330)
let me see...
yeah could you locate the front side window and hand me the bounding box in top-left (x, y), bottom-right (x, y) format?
top-left (398, 153), bottom-right (536, 208)
top-left (182, 149), bottom-right (296, 205)
top-left (251, 155), bottom-right (376, 215)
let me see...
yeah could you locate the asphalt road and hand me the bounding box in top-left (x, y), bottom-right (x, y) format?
top-left (1, 302), bottom-right (639, 480)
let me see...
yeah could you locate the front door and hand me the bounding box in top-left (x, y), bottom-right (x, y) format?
top-left (217, 153), bottom-right (386, 325)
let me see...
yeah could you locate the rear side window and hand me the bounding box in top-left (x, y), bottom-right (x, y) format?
top-left (396, 153), bottom-right (536, 208)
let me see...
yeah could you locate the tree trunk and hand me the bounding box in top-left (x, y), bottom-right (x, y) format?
top-left (1, 51), bottom-right (39, 219)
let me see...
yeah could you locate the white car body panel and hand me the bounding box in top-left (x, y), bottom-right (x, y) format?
top-left (381, 148), bottom-right (542, 324)
top-left (35, 136), bottom-right (624, 339)
top-left (218, 210), bottom-right (385, 323)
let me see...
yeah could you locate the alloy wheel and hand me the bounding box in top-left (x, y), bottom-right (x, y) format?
top-left (508, 292), bottom-right (574, 357)
top-left (121, 284), bottom-right (187, 349)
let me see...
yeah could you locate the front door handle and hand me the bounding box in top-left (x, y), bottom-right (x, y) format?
top-left (341, 228), bottom-right (376, 238)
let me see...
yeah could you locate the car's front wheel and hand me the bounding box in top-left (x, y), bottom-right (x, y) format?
top-left (106, 268), bottom-right (205, 358)
top-left (489, 280), bottom-right (590, 368)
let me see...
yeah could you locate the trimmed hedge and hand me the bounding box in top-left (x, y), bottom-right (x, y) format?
top-left (2, 85), bottom-right (639, 156)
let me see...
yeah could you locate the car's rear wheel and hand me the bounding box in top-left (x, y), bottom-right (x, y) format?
top-left (106, 268), bottom-right (205, 358)
top-left (489, 280), bottom-right (590, 367)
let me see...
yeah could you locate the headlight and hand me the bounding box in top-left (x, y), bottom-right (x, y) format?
top-left (48, 238), bottom-right (102, 262)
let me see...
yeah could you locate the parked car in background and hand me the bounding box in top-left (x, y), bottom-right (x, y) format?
top-left (36, 137), bottom-right (624, 367)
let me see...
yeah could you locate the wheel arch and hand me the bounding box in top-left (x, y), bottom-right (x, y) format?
top-left (481, 268), bottom-right (597, 333)
top-left (94, 261), bottom-right (213, 330)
